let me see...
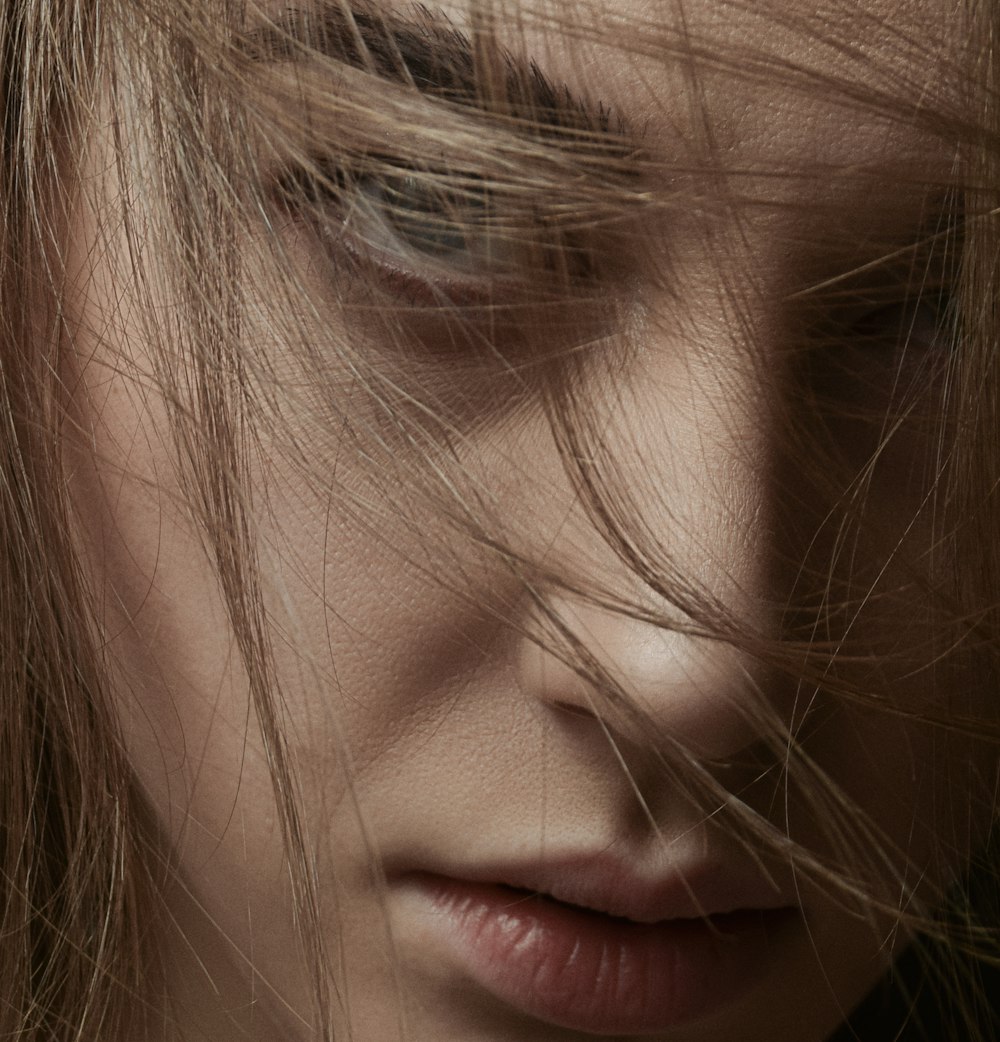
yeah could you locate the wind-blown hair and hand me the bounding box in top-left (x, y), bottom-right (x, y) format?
top-left (0, 0), bottom-right (998, 1039)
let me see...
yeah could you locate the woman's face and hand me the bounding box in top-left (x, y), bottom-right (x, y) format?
top-left (66, 0), bottom-right (990, 1039)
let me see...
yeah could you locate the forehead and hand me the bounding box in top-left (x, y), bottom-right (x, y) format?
top-left (249, 0), bottom-right (964, 277)
top-left (522, 0), bottom-right (959, 177)
top-left (258, 0), bottom-right (962, 174)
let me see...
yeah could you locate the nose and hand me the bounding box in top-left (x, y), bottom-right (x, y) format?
top-left (518, 597), bottom-right (780, 764)
top-left (513, 321), bottom-right (785, 766)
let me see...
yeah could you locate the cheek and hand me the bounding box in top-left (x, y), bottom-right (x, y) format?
top-left (252, 454), bottom-right (511, 781)
top-left (810, 700), bottom-right (984, 883)
top-left (66, 368), bottom-right (230, 793)
top-left (66, 372), bottom-right (348, 1032)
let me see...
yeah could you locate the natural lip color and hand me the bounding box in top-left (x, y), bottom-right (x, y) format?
top-left (399, 848), bottom-right (794, 924)
top-left (394, 858), bottom-right (798, 1035)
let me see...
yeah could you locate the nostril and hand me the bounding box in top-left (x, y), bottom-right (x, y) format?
top-left (519, 594), bottom-right (786, 763)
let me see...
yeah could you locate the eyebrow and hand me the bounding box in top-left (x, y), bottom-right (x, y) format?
top-left (245, 2), bottom-right (628, 143)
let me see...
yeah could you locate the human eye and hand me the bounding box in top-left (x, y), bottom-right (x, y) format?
top-left (276, 156), bottom-right (601, 310)
top-left (345, 172), bottom-right (508, 271)
top-left (850, 237), bottom-right (958, 358)
top-left (783, 223), bottom-right (961, 487)
top-left (807, 220), bottom-right (959, 395)
top-left (845, 281), bottom-right (955, 389)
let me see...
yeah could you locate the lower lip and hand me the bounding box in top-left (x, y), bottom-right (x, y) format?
top-left (409, 874), bottom-right (793, 1035)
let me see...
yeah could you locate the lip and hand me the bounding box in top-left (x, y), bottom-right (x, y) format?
top-left (397, 856), bottom-right (798, 1035)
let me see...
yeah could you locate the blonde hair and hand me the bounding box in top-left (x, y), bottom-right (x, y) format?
top-left (1, 0), bottom-right (998, 1039)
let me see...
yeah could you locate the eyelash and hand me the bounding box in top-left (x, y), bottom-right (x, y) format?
top-left (853, 262), bottom-right (958, 368)
top-left (278, 159), bottom-right (595, 308)
top-left (275, 157), bottom-right (960, 394)
top-left (854, 294), bottom-right (954, 351)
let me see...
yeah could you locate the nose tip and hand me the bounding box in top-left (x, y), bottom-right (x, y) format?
top-left (519, 596), bottom-right (782, 764)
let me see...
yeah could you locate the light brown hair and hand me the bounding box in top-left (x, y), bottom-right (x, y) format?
top-left (1, 0), bottom-right (998, 1038)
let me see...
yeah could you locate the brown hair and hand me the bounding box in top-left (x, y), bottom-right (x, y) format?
top-left (1, 0), bottom-right (998, 1039)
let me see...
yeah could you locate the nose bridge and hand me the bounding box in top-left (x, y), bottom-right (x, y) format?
top-left (515, 301), bottom-right (782, 763)
top-left (642, 322), bottom-right (771, 596)
top-left (559, 289), bottom-right (776, 612)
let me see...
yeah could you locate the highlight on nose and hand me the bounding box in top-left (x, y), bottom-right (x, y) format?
top-left (517, 595), bottom-right (783, 764)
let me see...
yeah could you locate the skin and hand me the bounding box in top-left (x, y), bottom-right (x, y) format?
top-left (63, 0), bottom-right (991, 1039)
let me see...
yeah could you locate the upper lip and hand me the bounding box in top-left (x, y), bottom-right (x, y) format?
top-left (399, 850), bottom-right (796, 925)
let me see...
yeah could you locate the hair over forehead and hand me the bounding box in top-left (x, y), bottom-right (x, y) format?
top-left (0, 1), bottom-right (998, 1041)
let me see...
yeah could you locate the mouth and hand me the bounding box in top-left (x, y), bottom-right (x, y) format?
top-left (401, 870), bottom-right (799, 1035)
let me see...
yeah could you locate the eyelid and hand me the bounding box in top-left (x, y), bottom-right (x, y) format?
top-left (277, 155), bottom-right (618, 307)
top-left (796, 213), bottom-right (961, 323)
top-left (244, 2), bottom-right (639, 153)
top-left (252, 54), bottom-right (644, 206)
